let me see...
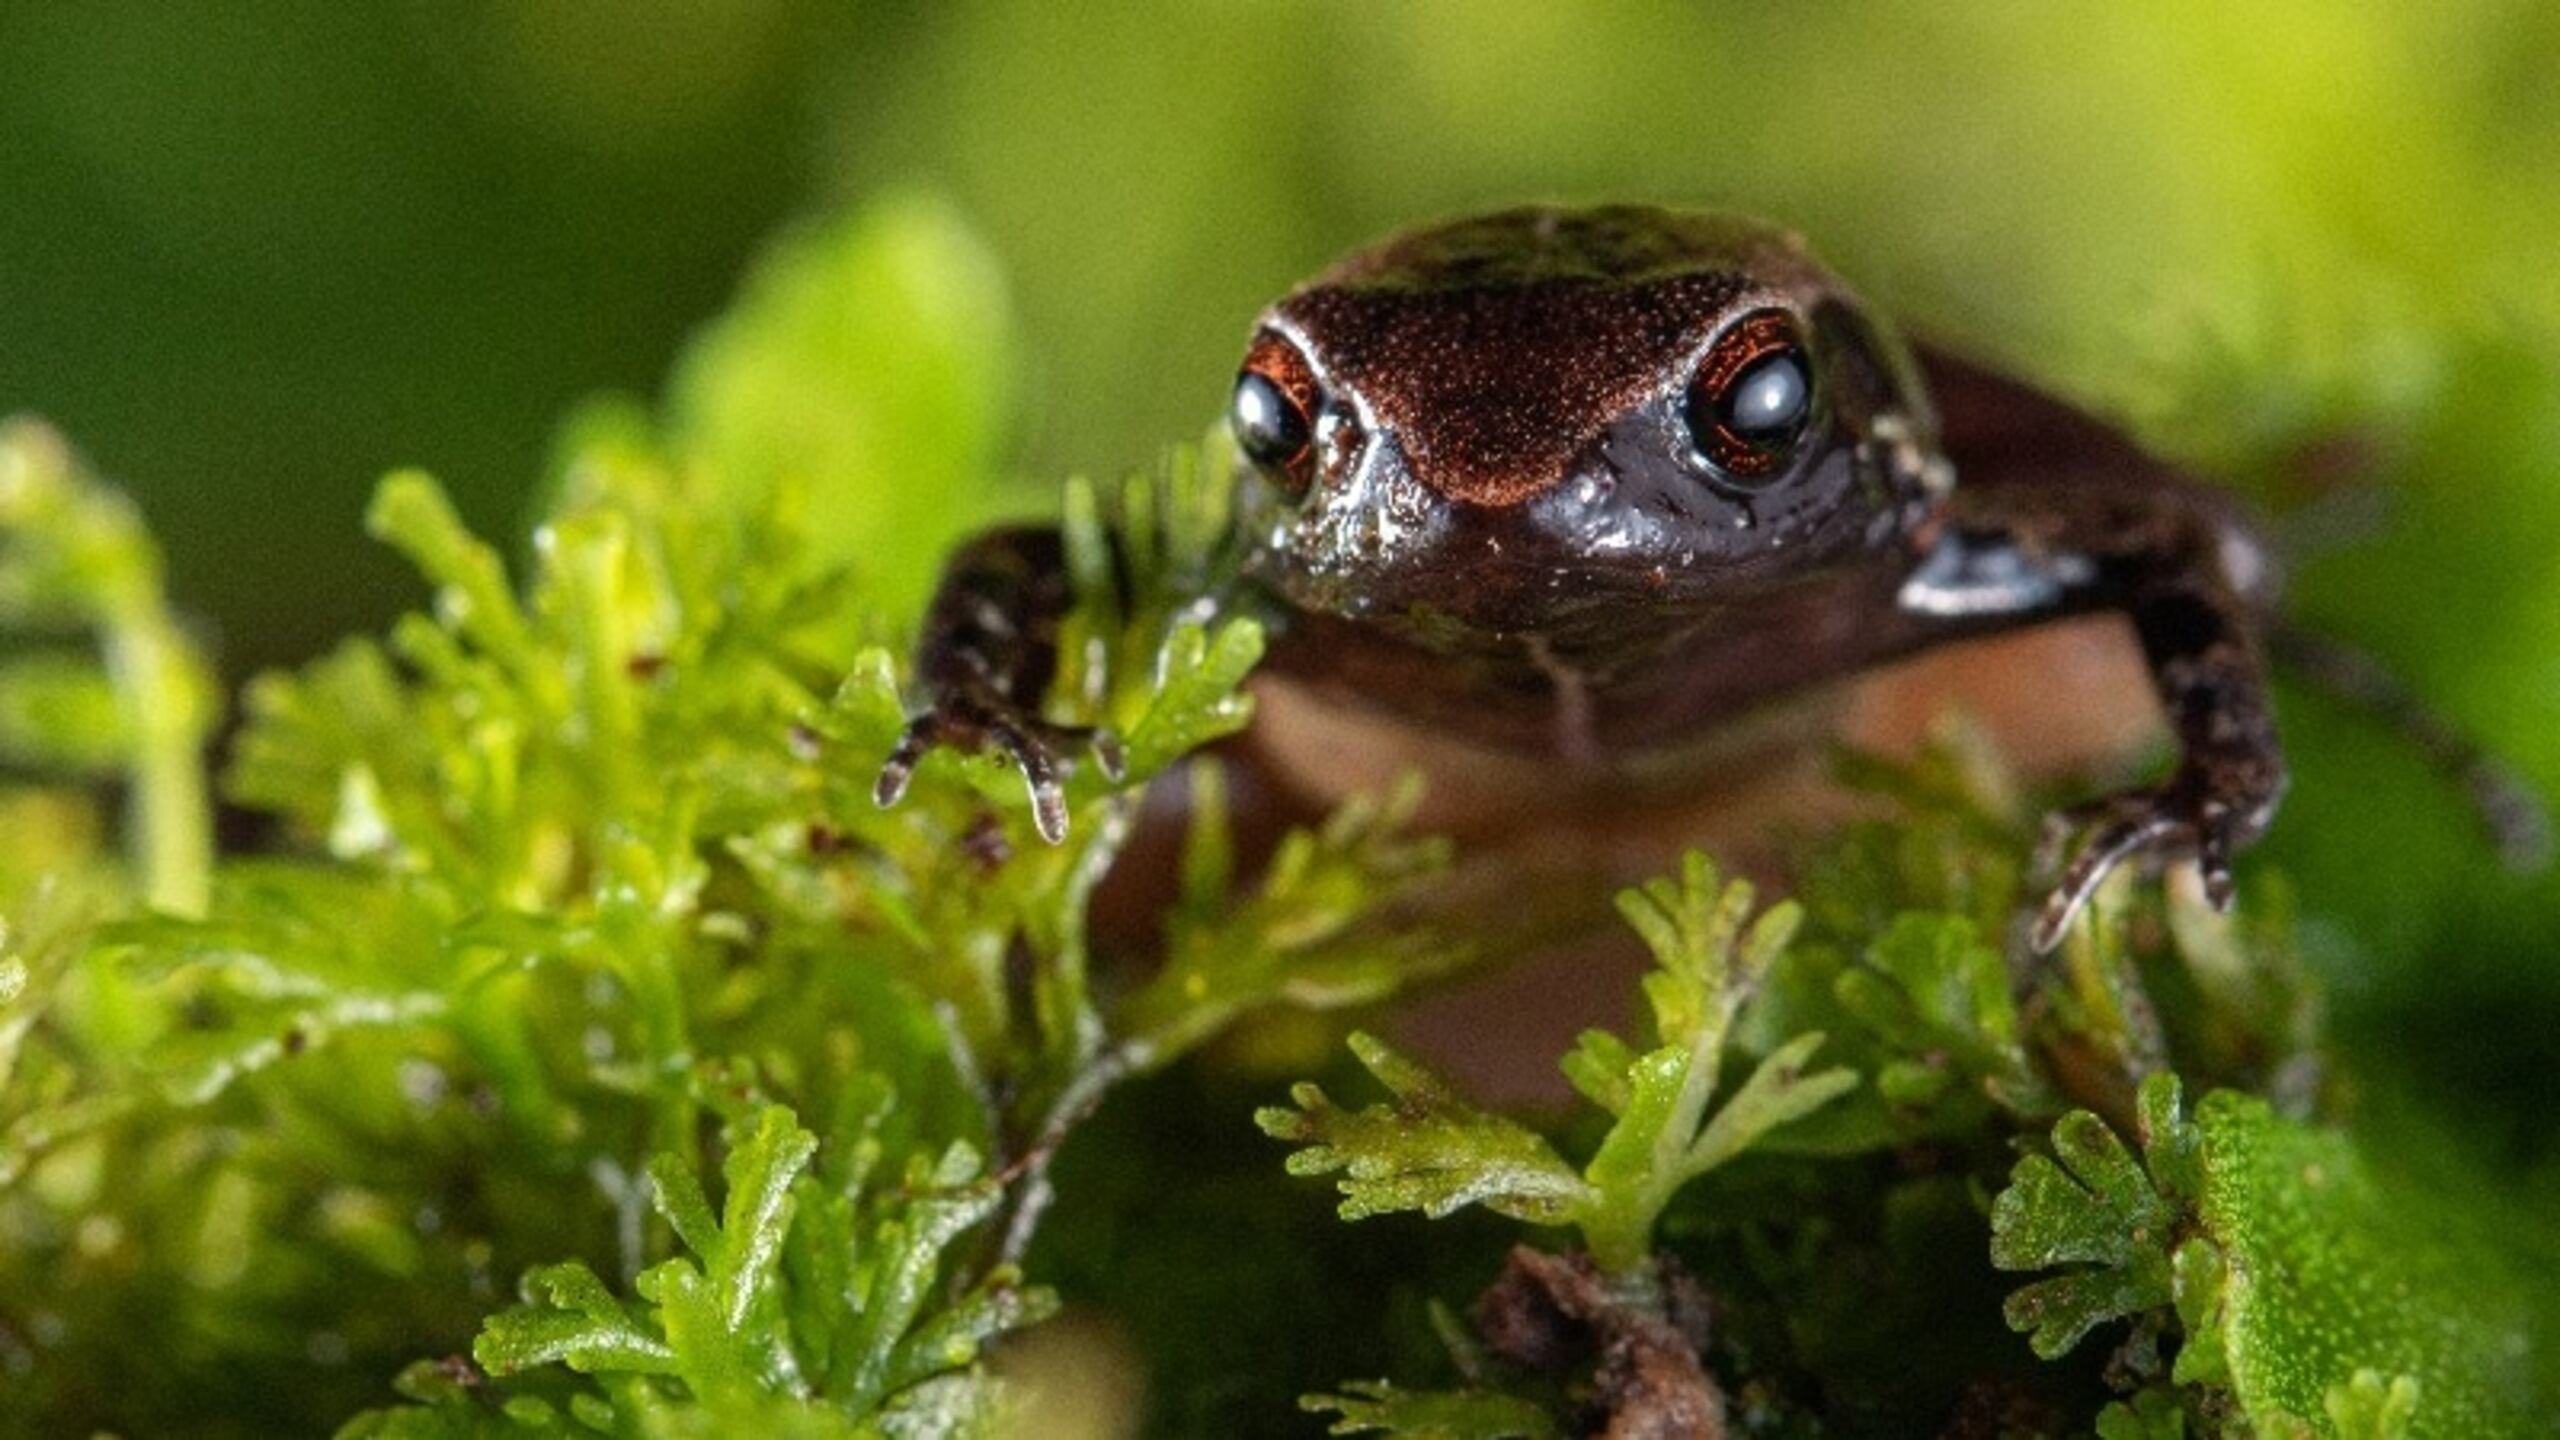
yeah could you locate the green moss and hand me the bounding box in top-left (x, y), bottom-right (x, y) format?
top-left (0, 204), bottom-right (1454, 1436)
top-left (2, 189), bottom-right (2555, 1438)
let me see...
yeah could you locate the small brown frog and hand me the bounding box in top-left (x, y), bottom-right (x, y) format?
top-left (878, 205), bottom-right (2542, 950)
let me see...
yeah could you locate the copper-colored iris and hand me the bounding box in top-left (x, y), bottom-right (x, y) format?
top-left (1686, 310), bottom-right (1812, 481)
top-left (1234, 331), bottom-right (1324, 496)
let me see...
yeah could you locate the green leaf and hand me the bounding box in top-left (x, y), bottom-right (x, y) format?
top-left (365, 1094), bottom-right (1049, 1434)
top-left (1257, 1031), bottom-right (1592, 1225)
top-left (1267, 851), bottom-right (1854, 1282)
top-left (2324, 1370), bottom-right (2420, 1440)
top-left (476, 1106), bottom-right (820, 1395)
top-left (2094, 1387), bottom-right (2188, 1440)
top-left (636, 1103), bottom-right (818, 1399)
top-left (2193, 1094), bottom-right (2535, 1437)
top-left (1680, 1030), bottom-right (1862, 1177)
top-left (1114, 617), bottom-right (1264, 784)
top-left (1616, 851), bottom-right (1800, 1057)
top-left (2168, 1236), bottom-right (2232, 1387)
top-left (1559, 1028), bottom-right (1638, 1115)
top-left (332, 1362), bottom-right (573, 1438)
top-left (1990, 1073), bottom-right (2193, 1359)
top-left (1832, 912), bottom-right (2054, 1117)
top-left (839, 1146), bottom-right (1017, 1406)
top-left (1117, 777), bottom-right (1462, 1069)
top-left (1576, 852), bottom-right (1849, 1271)
top-left (1995, 1075), bottom-right (2538, 1437)
top-left (479, 1263), bottom-right (678, 1377)
top-left (2136, 1062), bottom-right (2206, 1207)
top-left (670, 193), bottom-right (1017, 623)
top-left (368, 472), bottom-right (547, 693)
top-left (98, 877), bottom-right (462, 1106)
top-left (1304, 1380), bottom-right (1559, 1439)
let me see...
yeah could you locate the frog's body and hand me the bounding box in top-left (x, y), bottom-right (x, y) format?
top-left (879, 205), bottom-right (2529, 951)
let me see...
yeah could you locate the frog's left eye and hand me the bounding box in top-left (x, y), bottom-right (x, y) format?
top-left (1233, 333), bottom-right (1324, 497)
top-left (1685, 310), bottom-right (1814, 482)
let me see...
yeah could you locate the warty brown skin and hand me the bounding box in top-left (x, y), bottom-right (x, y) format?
top-left (881, 205), bottom-right (2291, 950)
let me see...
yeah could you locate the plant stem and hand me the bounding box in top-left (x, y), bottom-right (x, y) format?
top-left (104, 588), bottom-right (211, 918)
top-left (995, 1046), bottom-right (1131, 1265)
top-left (0, 423), bottom-right (214, 917)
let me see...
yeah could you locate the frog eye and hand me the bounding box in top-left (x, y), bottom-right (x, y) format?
top-left (1233, 373), bottom-right (1309, 470)
top-left (1233, 333), bottom-right (1322, 496)
top-left (1684, 310), bottom-right (1814, 482)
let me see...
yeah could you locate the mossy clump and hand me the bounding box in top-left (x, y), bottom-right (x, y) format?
top-left (2, 202), bottom-right (2553, 1438)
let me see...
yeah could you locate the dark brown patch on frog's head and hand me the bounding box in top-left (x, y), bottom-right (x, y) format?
top-left (1231, 205), bottom-right (1941, 648)
top-left (1268, 207), bottom-right (1827, 506)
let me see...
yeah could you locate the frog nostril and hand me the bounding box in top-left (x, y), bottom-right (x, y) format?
top-left (1316, 407), bottom-right (1366, 487)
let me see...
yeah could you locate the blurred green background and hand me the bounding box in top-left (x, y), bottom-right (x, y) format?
top-left (12, 2), bottom-right (2556, 667)
top-left (7, 0), bottom-right (2558, 1208)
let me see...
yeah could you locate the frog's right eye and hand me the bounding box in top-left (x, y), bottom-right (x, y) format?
top-left (1685, 309), bottom-right (1815, 485)
top-left (1233, 334), bottom-right (1322, 496)
top-left (1233, 373), bottom-right (1309, 469)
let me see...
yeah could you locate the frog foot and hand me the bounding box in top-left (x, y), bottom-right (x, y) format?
top-left (2029, 780), bottom-right (2255, 953)
top-left (873, 692), bottom-right (1124, 845)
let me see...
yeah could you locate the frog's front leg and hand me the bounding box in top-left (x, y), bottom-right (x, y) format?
top-left (1899, 504), bottom-right (2286, 951)
top-left (875, 525), bottom-right (1120, 842)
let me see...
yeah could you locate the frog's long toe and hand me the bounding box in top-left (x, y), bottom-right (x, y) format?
top-left (984, 716), bottom-right (1072, 844)
top-left (876, 692), bottom-right (1113, 846)
top-left (2032, 797), bottom-right (2175, 952)
top-left (875, 712), bottom-right (945, 810)
top-left (2030, 784), bottom-right (2256, 951)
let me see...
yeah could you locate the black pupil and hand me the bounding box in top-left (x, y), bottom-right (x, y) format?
top-left (1231, 372), bottom-right (1310, 466)
top-left (1719, 350), bottom-right (1809, 440)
